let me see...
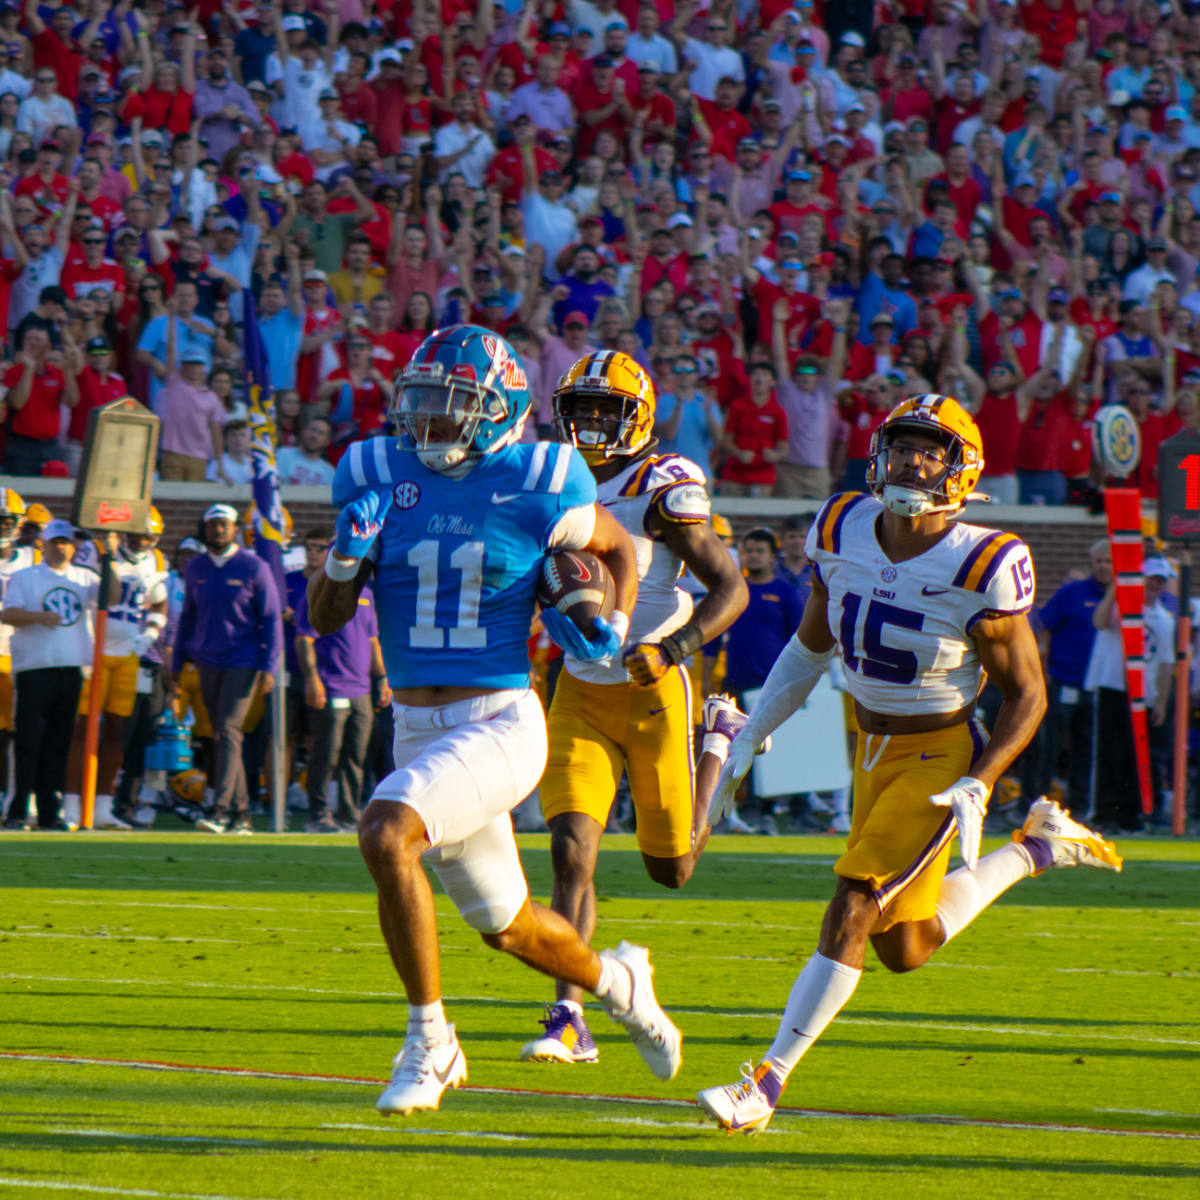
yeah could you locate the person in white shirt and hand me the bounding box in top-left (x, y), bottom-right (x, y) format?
top-left (267, 16), bottom-right (334, 131)
top-left (276, 415), bottom-right (336, 487)
top-left (1, 520), bottom-right (99, 830)
top-left (1123, 238), bottom-right (1178, 303)
top-left (301, 91), bottom-right (361, 183)
top-left (626, 4), bottom-right (677, 75)
top-left (433, 91), bottom-right (496, 189)
top-left (16, 68), bottom-right (76, 147)
top-left (207, 419), bottom-right (256, 485)
top-left (679, 11), bottom-right (744, 100)
top-left (569, 0), bottom-right (628, 50)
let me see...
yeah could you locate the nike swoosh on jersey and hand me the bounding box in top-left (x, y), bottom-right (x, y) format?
top-left (491, 492), bottom-right (520, 504)
top-left (649, 705), bottom-right (670, 715)
top-left (921, 586), bottom-right (950, 596)
top-left (919, 753), bottom-right (946, 760)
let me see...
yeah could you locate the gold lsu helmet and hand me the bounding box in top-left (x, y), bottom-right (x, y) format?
top-left (866, 393), bottom-right (984, 517)
top-left (0, 488), bottom-right (25, 519)
top-left (145, 505), bottom-right (163, 536)
top-left (553, 350), bottom-right (655, 466)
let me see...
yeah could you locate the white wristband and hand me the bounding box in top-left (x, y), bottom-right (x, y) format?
top-left (144, 612), bottom-right (167, 631)
top-left (323, 552), bottom-right (360, 582)
top-left (609, 610), bottom-right (630, 644)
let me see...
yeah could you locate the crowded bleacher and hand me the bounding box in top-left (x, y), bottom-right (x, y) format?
top-left (0, 0), bottom-right (1198, 838)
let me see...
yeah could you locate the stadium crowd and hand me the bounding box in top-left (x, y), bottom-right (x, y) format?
top-left (0, 0), bottom-right (1198, 835)
top-left (0, 0), bottom-right (1199, 498)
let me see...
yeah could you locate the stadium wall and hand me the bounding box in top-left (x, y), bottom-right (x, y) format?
top-left (15, 481), bottom-right (1108, 598)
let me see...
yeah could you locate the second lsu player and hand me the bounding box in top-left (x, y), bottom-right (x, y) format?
top-left (691, 395), bottom-right (1123, 1135)
top-left (520, 350), bottom-right (748, 1066)
top-left (70, 510), bottom-right (169, 828)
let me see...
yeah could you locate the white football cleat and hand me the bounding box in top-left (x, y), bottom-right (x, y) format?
top-left (375, 1029), bottom-right (468, 1116)
top-left (697, 1061), bottom-right (778, 1136)
top-left (597, 941), bottom-right (682, 1080)
top-left (1013, 797), bottom-right (1123, 875)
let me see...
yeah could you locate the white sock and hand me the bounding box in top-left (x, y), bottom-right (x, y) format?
top-left (701, 734), bottom-right (730, 763)
top-left (831, 787), bottom-right (849, 820)
top-left (558, 998), bottom-right (583, 1016)
top-left (936, 842), bottom-right (1035, 943)
top-left (63, 793), bottom-right (80, 823)
top-left (594, 955), bottom-right (632, 1013)
top-left (407, 1000), bottom-right (449, 1044)
top-left (763, 952), bottom-right (862, 1078)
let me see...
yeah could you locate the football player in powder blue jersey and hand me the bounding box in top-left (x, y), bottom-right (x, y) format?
top-left (308, 325), bottom-right (684, 1115)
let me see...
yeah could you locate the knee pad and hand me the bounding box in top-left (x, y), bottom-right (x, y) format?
top-left (459, 888), bottom-right (526, 936)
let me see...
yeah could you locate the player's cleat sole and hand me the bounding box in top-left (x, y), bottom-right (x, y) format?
top-left (376, 1029), bottom-right (468, 1116)
top-left (1013, 797), bottom-right (1123, 875)
top-left (696, 1062), bottom-right (778, 1136)
top-left (520, 1003), bottom-right (599, 1064)
top-left (598, 941), bottom-right (682, 1080)
top-left (195, 818), bottom-right (225, 835)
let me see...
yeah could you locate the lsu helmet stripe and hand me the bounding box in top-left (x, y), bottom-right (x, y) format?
top-left (873, 812), bottom-right (956, 912)
top-left (951, 529), bottom-right (1006, 589)
top-left (959, 532), bottom-right (1021, 592)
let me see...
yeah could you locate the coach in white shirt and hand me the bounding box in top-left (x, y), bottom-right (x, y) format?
top-left (1, 520), bottom-right (99, 829)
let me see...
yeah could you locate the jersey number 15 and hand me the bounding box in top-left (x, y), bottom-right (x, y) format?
top-left (839, 592), bottom-right (923, 686)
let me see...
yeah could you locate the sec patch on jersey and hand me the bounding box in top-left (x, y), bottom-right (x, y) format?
top-left (537, 550), bottom-right (615, 635)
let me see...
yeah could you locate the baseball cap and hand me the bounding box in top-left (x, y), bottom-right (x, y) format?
top-left (668, 213), bottom-right (692, 228)
top-left (85, 336), bottom-right (111, 353)
top-left (1148, 236), bottom-right (1168, 250)
top-left (869, 312), bottom-right (894, 325)
top-left (203, 503), bottom-right (239, 523)
top-left (637, 61), bottom-right (657, 72)
top-left (1101, 190), bottom-right (1122, 203)
top-left (43, 519), bottom-right (75, 542)
top-left (548, 20), bottom-right (569, 36)
top-left (762, 98), bottom-right (782, 111)
top-left (593, 54), bottom-right (613, 69)
top-left (563, 311), bottom-right (590, 327)
top-left (1144, 555), bottom-right (1176, 579)
top-left (214, 216), bottom-right (239, 231)
top-left (1048, 287), bottom-right (1069, 303)
top-left (779, 257), bottom-right (805, 271)
top-left (1013, 171), bottom-right (1035, 188)
top-left (178, 537), bottom-right (203, 554)
top-left (281, 15), bottom-right (305, 30)
top-left (786, 168), bottom-right (811, 181)
top-left (998, 286), bottom-right (1023, 300)
top-left (1167, 105), bottom-right (1188, 121)
top-left (841, 31), bottom-right (864, 47)
top-left (304, 269), bottom-right (327, 282)
top-left (318, 89), bottom-right (337, 101)
top-left (181, 347), bottom-right (210, 364)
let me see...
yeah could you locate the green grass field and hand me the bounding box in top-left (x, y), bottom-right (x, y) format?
top-left (1, 830), bottom-right (1197, 1200)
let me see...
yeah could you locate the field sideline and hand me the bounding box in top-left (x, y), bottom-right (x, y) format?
top-left (0, 830), bottom-right (1197, 1199)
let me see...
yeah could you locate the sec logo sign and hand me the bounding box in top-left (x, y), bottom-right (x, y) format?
top-left (43, 586), bottom-right (83, 626)
top-left (393, 481), bottom-right (422, 509)
top-left (1092, 405), bottom-right (1142, 479)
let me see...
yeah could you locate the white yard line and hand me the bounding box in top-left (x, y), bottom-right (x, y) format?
top-left (0, 1177), bottom-right (284, 1200)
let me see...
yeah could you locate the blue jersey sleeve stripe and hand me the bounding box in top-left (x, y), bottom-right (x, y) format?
top-left (523, 442), bottom-right (549, 491)
top-left (347, 441), bottom-right (368, 489)
top-left (372, 436), bottom-right (392, 486)
top-left (951, 529), bottom-right (1005, 589)
top-left (548, 444), bottom-right (572, 494)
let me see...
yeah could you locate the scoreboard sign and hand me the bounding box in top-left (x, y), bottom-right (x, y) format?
top-left (1158, 429), bottom-right (1200, 543)
top-left (70, 398), bottom-right (160, 533)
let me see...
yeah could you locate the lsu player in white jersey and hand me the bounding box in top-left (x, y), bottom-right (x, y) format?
top-left (691, 395), bottom-right (1123, 1135)
top-left (69, 510), bottom-right (169, 828)
top-left (519, 350), bottom-right (748, 1066)
top-left (0, 489), bottom-right (38, 810)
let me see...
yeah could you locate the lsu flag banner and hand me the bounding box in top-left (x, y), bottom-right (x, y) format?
top-left (244, 290), bottom-right (286, 606)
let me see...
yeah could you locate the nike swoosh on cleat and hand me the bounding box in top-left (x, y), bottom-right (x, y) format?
top-left (491, 492), bottom-right (520, 504)
top-left (919, 753), bottom-right (946, 760)
top-left (921, 586), bottom-right (950, 596)
top-left (432, 1053), bottom-right (461, 1085)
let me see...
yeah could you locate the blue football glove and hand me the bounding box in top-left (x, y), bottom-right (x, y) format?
top-left (541, 608), bottom-right (624, 662)
top-left (334, 491), bottom-right (393, 560)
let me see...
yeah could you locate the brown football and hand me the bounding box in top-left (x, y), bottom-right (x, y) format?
top-left (535, 549), bottom-right (616, 635)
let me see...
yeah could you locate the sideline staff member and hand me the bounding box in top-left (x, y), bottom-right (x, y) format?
top-left (1, 520), bottom-right (99, 829)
